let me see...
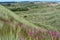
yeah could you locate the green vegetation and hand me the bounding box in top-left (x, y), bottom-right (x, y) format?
top-left (0, 2), bottom-right (60, 40)
top-left (10, 6), bottom-right (29, 11)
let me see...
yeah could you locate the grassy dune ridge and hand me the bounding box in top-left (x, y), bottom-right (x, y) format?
top-left (0, 3), bottom-right (60, 40)
top-left (0, 5), bottom-right (45, 40)
top-left (0, 5), bottom-right (43, 30)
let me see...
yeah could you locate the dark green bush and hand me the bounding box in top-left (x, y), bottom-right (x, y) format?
top-left (10, 6), bottom-right (29, 11)
top-left (17, 7), bottom-right (29, 11)
top-left (10, 8), bottom-right (17, 11)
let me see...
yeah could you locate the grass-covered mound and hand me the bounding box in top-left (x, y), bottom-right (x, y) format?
top-left (0, 4), bottom-right (60, 40)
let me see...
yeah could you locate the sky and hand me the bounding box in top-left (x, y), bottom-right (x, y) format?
top-left (0, 0), bottom-right (60, 2)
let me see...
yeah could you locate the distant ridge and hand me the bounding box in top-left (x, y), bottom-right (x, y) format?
top-left (0, 2), bottom-right (17, 3)
top-left (0, 1), bottom-right (58, 5)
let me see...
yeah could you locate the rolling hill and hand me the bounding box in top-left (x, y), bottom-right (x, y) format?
top-left (2, 2), bottom-right (60, 31)
top-left (0, 2), bottom-right (60, 40)
top-left (0, 4), bottom-right (45, 40)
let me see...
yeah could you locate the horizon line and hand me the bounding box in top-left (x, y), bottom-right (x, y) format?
top-left (0, 1), bottom-right (60, 2)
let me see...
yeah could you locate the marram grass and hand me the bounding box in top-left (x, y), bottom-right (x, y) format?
top-left (0, 5), bottom-right (60, 40)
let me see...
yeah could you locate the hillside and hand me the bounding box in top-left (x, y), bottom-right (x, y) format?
top-left (0, 2), bottom-right (60, 40)
top-left (0, 5), bottom-right (45, 40)
top-left (2, 2), bottom-right (60, 31)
